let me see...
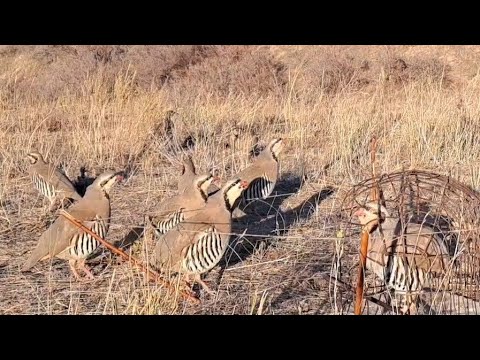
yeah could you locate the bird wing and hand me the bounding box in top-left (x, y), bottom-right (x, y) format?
top-left (22, 203), bottom-right (100, 271)
top-left (39, 164), bottom-right (82, 200)
top-left (154, 218), bottom-right (211, 270)
top-left (393, 223), bottom-right (450, 274)
top-left (152, 189), bottom-right (206, 224)
top-left (234, 162), bottom-right (262, 183)
top-left (50, 168), bottom-right (82, 199)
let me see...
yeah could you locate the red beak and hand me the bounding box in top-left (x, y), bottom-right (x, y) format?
top-left (240, 180), bottom-right (249, 189)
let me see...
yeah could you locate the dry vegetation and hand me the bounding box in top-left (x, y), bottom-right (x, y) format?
top-left (2, 45), bottom-right (480, 314)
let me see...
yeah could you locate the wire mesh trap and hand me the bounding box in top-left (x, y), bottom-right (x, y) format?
top-left (336, 169), bottom-right (480, 315)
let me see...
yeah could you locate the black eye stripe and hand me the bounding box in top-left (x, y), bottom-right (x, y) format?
top-left (271, 139), bottom-right (282, 149)
top-left (228, 179), bottom-right (241, 191)
top-left (100, 174), bottom-right (118, 187)
top-left (198, 175), bottom-right (213, 187)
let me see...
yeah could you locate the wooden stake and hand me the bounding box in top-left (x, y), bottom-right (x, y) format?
top-left (354, 136), bottom-right (378, 315)
top-left (59, 210), bottom-right (200, 304)
top-left (354, 230), bottom-right (370, 314)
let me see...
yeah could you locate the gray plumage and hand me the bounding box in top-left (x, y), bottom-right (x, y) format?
top-left (233, 138), bottom-right (283, 209)
top-left (155, 178), bottom-right (249, 293)
top-left (147, 172), bottom-right (218, 237)
top-left (27, 152), bottom-right (82, 205)
top-left (22, 171), bottom-right (123, 280)
top-left (354, 201), bottom-right (450, 314)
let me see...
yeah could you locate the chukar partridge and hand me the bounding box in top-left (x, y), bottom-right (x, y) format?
top-left (177, 155), bottom-right (220, 196)
top-left (27, 152), bottom-right (82, 210)
top-left (354, 201), bottom-right (450, 314)
top-left (22, 171), bottom-right (123, 280)
top-left (177, 156), bottom-right (196, 194)
top-left (155, 178), bottom-right (249, 293)
top-left (147, 172), bottom-right (219, 238)
top-left (233, 138), bottom-right (283, 213)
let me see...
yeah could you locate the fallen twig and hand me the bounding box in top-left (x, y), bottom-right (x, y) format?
top-left (59, 209), bottom-right (200, 304)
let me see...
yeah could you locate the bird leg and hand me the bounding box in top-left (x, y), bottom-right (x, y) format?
top-left (403, 294), bottom-right (419, 315)
top-left (185, 274), bottom-right (215, 295)
top-left (69, 259), bottom-right (95, 281)
top-left (406, 303), bottom-right (418, 315)
top-left (180, 274), bottom-right (199, 297)
top-left (394, 293), bottom-right (418, 315)
top-left (194, 273), bottom-right (215, 295)
top-left (48, 197), bottom-right (59, 213)
top-left (183, 274), bottom-right (192, 288)
top-left (68, 259), bottom-right (83, 281)
top-left (78, 259), bottom-right (95, 280)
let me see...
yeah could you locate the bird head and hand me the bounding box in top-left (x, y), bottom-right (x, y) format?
top-left (89, 171), bottom-right (124, 197)
top-left (353, 201), bottom-right (389, 232)
top-left (26, 152), bottom-right (46, 165)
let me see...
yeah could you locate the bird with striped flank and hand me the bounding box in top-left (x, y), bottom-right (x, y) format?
top-left (146, 171), bottom-right (220, 238)
top-left (21, 171), bottom-right (123, 280)
top-left (354, 201), bottom-right (450, 314)
top-left (233, 138), bottom-right (283, 215)
top-left (155, 178), bottom-right (249, 294)
top-left (27, 151), bottom-right (82, 211)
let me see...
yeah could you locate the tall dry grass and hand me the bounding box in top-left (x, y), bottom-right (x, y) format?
top-left (1, 45), bottom-right (480, 314)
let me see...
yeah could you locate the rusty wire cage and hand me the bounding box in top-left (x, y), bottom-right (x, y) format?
top-left (336, 169), bottom-right (480, 315)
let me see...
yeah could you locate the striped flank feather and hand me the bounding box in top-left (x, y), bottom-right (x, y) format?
top-left (153, 209), bottom-right (185, 237)
top-left (32, 173), bottom-right (56, 200)
top-left (182, 227), bottom-right (225, 274)
top-left (68, 217), bottom-right (107, 259)
top-left (242, 174), bottom-right (274, 203)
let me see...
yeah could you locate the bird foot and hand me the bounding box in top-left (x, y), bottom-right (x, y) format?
top-left (185, 274), bottom-right (215, 296)
top-left (69, 260), bottom-right (95, 281)
top-left (47, 198), bottom-right (61, 213)
top-left (80, 264), bottom-right (95, 280)
top-left (69, 263), bottom-right (84, 281)
top-left (195, 275), bottom-right (215, 296)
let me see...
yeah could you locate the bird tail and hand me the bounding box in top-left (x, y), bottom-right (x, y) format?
top-left (21, 255), bottom-right (38, 272)
top-left (21, 246), bottom-right (47, 272)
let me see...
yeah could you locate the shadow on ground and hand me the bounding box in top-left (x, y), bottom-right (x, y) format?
top-left (216, 172), bottom-right (335, 284)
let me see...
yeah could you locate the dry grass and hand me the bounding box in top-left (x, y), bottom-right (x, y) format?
top-left (2, 45), bottom-right (480, 314)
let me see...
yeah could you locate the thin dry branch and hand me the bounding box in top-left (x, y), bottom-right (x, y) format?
top-left (59, 210), bottom-right (200, 304)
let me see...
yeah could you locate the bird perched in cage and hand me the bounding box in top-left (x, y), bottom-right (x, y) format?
top-left (353, 201), bottom-right (451, 314)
